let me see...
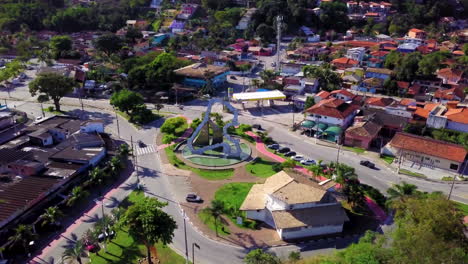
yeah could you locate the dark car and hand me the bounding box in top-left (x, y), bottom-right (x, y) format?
top-left (186, 194), bottom-right (203, 203)
top-left (285, 151), bottom-right (296, 157)
top-left (252, 124), bottom-right (262, 130)
top-left (230, 76), bottom-right (237, 80)
top-left (360, 160), bottom-right (375, 169)
top-left (278, 147), bottom-right (291, 153)
top-left (137, 140), bottom-right (145, 147)
top-left (267, 144), bottom-right (280, 150)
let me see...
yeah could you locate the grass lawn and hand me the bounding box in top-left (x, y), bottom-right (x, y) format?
top-left (117, 111), bottom-right (161, 129)
top-left (214, 182), bottom-right (257, 229)
top-left (89, 191), bottom-right (187, 264)
top-left (165, 146), bottom-right (234, 180)
top-left (442, 176), bottom-right (455, 181)
top-left (245, 158), bottom-right (278, 178)
top-left (198, 210), bottom-right (230, 236)
top-left (380, 155), bottom-right (395, 164)
top-left (344, 146), bottom-right (366, 154)
top-left (43, 108), bottom-right (67, 115)
top-left (399, 169), bottom-right (427, 179)
top-left (454, 201), bottom-right (468, 216)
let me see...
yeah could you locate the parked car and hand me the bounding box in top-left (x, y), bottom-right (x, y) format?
top-left (285, 151), bottom-right (296, 157)
top-left (252, 124), bottom-right (262, 130)
top-left (292, 155), bottom-right (304, 161)
top-left (278, 147), bottom-right (290, 153)
top-left (137, 140), bottom-right (145, 147)
top-left (360, 160), bottom-right (375, 169)
top-left (230, 75), bottom-right (237, 80)
top-left (300, 159), bottom-right (316, 166)
top-left (267, 144), bottom-right (280, 150)
top-left (186, 194), bottom-right (203, 203)
top-left (271, 62), bottom-right (276, 67)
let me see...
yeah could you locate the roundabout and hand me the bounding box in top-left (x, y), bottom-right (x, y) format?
top-left (180, 140), bottom-right (252, 167)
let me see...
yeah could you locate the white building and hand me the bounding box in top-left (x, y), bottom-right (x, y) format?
top-left (240, 171), bottom-right (348, 240)
top-left (346, 47), bottom-right (366, 63)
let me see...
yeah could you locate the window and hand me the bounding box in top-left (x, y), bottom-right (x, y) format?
top-left (450, 164), bottom-right (459, 170)
top-left (425, 157), bottom-right (430, 160)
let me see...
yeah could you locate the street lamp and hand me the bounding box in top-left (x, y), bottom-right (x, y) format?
top-left (192, 242), bottom-right (200, 264)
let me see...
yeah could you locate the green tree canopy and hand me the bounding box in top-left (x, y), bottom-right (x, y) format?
top-left (28, 72), bottom-right (75, 112)
top-left (110, 89), bottom-right (144, 114)
top-left (303, 63), bottom-right (341, 91)
top-left (395, 52), bottom-right (422, 81)
top-left (93, 33), bottom-right (124, 57)
top-left (244, 249), bottom-right (281, 264)
top-left (49, 35), bottom-right (72, 59)
top-left (123, 196), bottom-right (177, 264)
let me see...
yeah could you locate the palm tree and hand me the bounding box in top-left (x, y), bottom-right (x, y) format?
top-left (117, 143), bottom-right (130, 158)
top-left (63, 240), bottom-right (86, 264)
top-left (205, 200), bottom-right (225, 237)
top-left (89, 167), bottom-right (106, 186)
top-left (259, 70), bottom-right (276, 85)
top-left (8, 225), bottom-right (37, 254)
top-left (109, 156), bottom-right (124, 178)
top-left (386, 182), bottom-right (419, 207)
top-left (66, 186), bottom-right (90, 207)
top-left (40, 206), bottom-right (64, 227)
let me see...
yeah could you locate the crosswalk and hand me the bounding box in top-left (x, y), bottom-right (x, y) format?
top-left (134, 144), bottom-right (157, 156)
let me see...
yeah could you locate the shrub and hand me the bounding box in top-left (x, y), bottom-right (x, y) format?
top-left (129, 104), bottom-right (155, 124)
top-left (281, 159), bottom-right (296, 169)
top-left (47, 106), bottom-right (54, 112)
top-left (162, 134), bottom-right (177, 144)
top-left (272, 163), bottom-right (283, 172)
top-left (190, 118), bottom-right (201, 130)
top-left (361, 184), bottom-right (387, 209)
top-left (161, 117), bottom-right (188, 136)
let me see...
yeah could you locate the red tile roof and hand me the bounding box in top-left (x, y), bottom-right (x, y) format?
top-left (437, 68), bottom-right (464, 84)
top-left (305, 98), bottom-right (359, 119)
top-left (423, 103), bottom-right (439, 111)
top-left (366, 97), bottom-right (394, 107)
top-left (389, 132), bottom-right (467, 162)
top-left (413, 107), bottom-right (430, 119)
top-left (343, 41), bottom-right (379, 48)
top-left (399, 98), bottom-right (416, 106)
top-left (330, 89), bottom-right (355, 98)
top-left (445, 108), bottom-right (468, 124)
top-left (409, 28), bottom-right (425, 33)
top-left (397, 81), bottom-right (410, 89)
top-left (332, 57), bottom-right (359, 65)
top-left (453, 50), bottom-right (464, 56)
top-left (370, 50), bottom-right (389, 57)
top-left (316, 90), bottom-right (330, 99)
top-left (346, 120), bottom-right (382, 138)
top-left (434, 87), bottom-right (465, 101)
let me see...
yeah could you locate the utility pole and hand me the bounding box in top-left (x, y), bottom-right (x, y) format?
top-left (192, 242), bottom-right (200, 264)
top-left (336, 144), bottom-right (342, 164)
top-left (276, 15), bottom-right (282, 73)
top-left (114, 108), bottom-right (120, 138)
top-left (183, 211), bottom-right (189, 264)
top-left (448, 161), bottom-right (468, 200)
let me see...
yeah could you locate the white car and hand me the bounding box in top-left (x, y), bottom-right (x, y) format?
top-left (300, 159), bottom-right (316, 166)
top-left (292, 155), bottom-right (304, 161)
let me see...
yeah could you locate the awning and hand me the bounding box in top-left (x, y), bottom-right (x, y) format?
top-left (314, 123), bottom-right (328, 131)
top-left (232, 90), bottom-right (286, 101)
top-left (324, 126), bottom-right (343, 135)
top-left (301, 120), bottom-right (315, 128)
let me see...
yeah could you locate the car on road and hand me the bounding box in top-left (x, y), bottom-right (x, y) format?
top-left (267, 144), bottom-right (279, 150)
top-left (271, 62), bottom-right (276, 67)
top-left (285, 151), bottom-right (296, 157)
top-left (278, 147), bottom-right (290, 153)
top-left (292, 155), bottom-right (304, 161)
top-left (360, 160), bottom-right (376, 169)
top-left (35, 116), bottom-right (44, 123)
top-left (186, 194), bottom-right (203, 203)
top-left (230, 76), bottom-right (237, 80)
top-left (137, 140), bottom-right (145, 147)
top-left (300, 159), bottom-right (316, 166)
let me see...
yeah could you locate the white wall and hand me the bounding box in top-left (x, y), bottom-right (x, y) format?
top-left (306, 114), bottom-right (344, 126)
top-left (89, 148), bottom-right (106, 166)
top-left (81, 122), bottom-right (104, 133)
top-left (246, 210), bottom-right (266, 222)
top-left (446, 121), bottom-right (468, 133)
top-left (280, 224), bottom-right (343, 240)
top-left (266, 195), bottom-right (288, 211)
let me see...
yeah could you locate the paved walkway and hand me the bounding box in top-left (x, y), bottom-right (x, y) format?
top-left (245, 131), bottom-right (388, 224)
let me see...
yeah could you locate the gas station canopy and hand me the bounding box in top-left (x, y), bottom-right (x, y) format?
top-left (232, 90), bottom-right (286, 101)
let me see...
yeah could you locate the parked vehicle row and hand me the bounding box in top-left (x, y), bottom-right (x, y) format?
top-left (267, 144), bottom-right (317, 166)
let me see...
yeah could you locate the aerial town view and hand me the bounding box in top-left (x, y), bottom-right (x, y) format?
top-left (0, 0), bottom-right (468, 263)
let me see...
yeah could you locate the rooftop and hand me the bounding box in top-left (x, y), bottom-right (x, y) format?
top-left (271, 204), bottom-right (349, 229)
top-left (389, 132), bottom-right (467, 163)
top-left (174, 63), bottom-right (229, 79)
top-left (306, 98), bottom-right (359, 119)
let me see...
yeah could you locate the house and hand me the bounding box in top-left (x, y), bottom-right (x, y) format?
top-left (445, 107), bottom-right (468, 133)
top-left (169, 20), bottom-right (185, 33)
top-left (248, 46), bottom-right (273, 56)
top-left (331, 57), bottom-right (359, 69)
top-left (314, 90), bottom-right (330, 103)
top-left (361, 108), bottom-right (408, 138)
top-left (133, 41), bottom-right (149, 52)
top-left (177, 4), bottom-right (198, 20)
top-left (305, 98), bottom-right (359, 141)
top-left (344, 116), bottom-right (382, 149)
top-left (330, 89), bottom-right (355, 101)
top-left (353, 77), bottom-right (383, 93)
top-left (433, 87), bottom-right (465, 103)
top-left (152, 33), bottom-right (168, 46)
top-left (383, 132), bottom-right (467, 172)
top-left (365, 97), bottom-right (395, 109)
top-left (174, 63), bottom-right (229, 88)
top-left (240, 171), bottom-right (348, 240)
top-left (0, 110), bottom-right (14, 129)
top-left (436, 68), bottom-right (465, 85)
top-left (365, 67), bottom-right (392, 80)
top-left (126, 20), bottom-right (149, 30)
top-left (346, 47), bottom-right (366, 63)
top-left (407, 28), bottom-right (426, 39)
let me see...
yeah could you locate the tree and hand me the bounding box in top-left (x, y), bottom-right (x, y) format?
top-left (63, 240), bottom-right (86, 264)
top-left (386, 181), bottom-right (420, 207)
top-left (89, 167), bottom-right (107, 186)
top-left (160, 116), bottom-right (188, 136)
top-left (110, 89), bottom-right (144, 114)
top-left (125, 26), bottom-right (143, 44)
top-left (417, 51), bottom-right (450, 78)
top-left (244, 249), bottom-right (281, 264)
top-left (256, 23), bottom-right (275, 44)
top-left (395, 52), bottom-right (422, 81)
top-left (66, 186), bottom-right (89, 207)
top-left (93, 33), bottom-right (124, 57)
top-left (259, 70), bottom-right (276, 85)
top-left (383, 78), bottom-right (398, 96)
top-left (303, 64), bottom-right (341, 91)
top-left (49, 35), bottom-right (72, 59)
top-left (28, 73), bottom-right (75, 112)
top-left (319, 1), bottom-right (350, 33)
top-left (109, 156), bottom-right (124, 177)
top-left (204, 200), bottom-right (225, 237)
top-left (8, 225), bottom-right (37, 254)
top-left (384, 50), bottom-right (401, 70)
top-left (40, 206), bottom-right (64, 227)
top-left (123, 197), bottom-right (177, 264)
top-left (200, 71), bottom-right (216, 95)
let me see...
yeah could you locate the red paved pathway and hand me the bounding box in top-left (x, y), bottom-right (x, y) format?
top-left (245, 131), bottom-right (388, 223)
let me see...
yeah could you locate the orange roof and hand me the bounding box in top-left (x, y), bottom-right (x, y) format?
top-left (366, 97), bottom-right (394, 107)
top-left (399, 98), bottom-right (416, 106)
top-left (445, 108), bottom-right (468, 124)
top-left (434, 87), bottom-right (465, 101)
top-left (370, 50), bottom-right (389, 57)
top-left (397, 81), bottom-right (410, 89)
top-left (306, 98), bottom-right (358, 119)
top-left (423, 103), bottom-right (439, 111)
top-left (365, 12), bottom-right (379, 17)
top-left (316, 90), bottom-right (330, 99)
top-left (389, 132), bottom-right (467, 162)
top-left (453, 50), bottom-right (464, 56)
top-left (414, 107), bottom-right (430, 119)
top-left (330, 89), bottom-right (355, 98)
top-left (409, 28), bottom-right (425, 33)
top-left (344, 41), bottom-right (379, 47)
top-left (331, 57), bottom-right (358, 65)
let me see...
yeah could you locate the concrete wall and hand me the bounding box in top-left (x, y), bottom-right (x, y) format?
top-left (266, 195), bottom-right (288, 211)
top-left (279, 224), bottom-right (343, 240)
top-left (89, 148), bottom-right (106, 167)
top-left (81, 122), bottom-right (104, 133)
top-left (446, 121), bottom-right (468, 133)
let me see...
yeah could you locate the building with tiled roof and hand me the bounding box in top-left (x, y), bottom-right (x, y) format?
top-left (437, 68), bottom-right (465, 85)
top-left (433, 87), bottom-right (465, 103)
top-left (330, 89), bottom-right (355, 101)
top-left (384, 132), bottom-right (467, 172)
top-left (331, 57), bottom-right (359, 69)
top-left (408, 28), bottom-right (426, 39)
top-left (314, 90), bottom-right (330, 103)
top-left (305, 98), bottom-right (359, 126)
top-left (365, 97), bottom-right (394, 109)
top-left (240, 171), bottom-right (348, 240)
top-left (344, 115), bottom-right (382, 149)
